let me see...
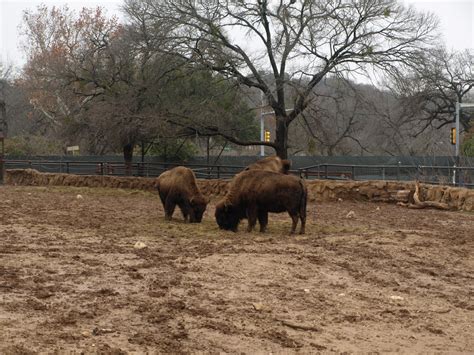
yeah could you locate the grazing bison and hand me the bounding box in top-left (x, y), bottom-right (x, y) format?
top-left (156, 166), bottom-right (209, 223)
top-left (215, 170), bottom-right (307, 234)
top-left (244, 156), bottom-right (291, 174)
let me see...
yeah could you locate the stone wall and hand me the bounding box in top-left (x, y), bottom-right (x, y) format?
top-left (5, 169), bottom-right (474, 211)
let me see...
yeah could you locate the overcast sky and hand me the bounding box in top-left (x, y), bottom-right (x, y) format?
top-left (1, 0), bottom-right (473, 68)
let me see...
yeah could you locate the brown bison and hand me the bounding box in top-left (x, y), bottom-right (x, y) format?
top-left (244, 156), bottom-right (291, 174)
top-left (156, 166), bottom-right (209, 223)
top-left (215, 170), bottom-right (307, 234)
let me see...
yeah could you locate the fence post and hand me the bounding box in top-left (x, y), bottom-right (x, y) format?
top-left (324, 165), bottom-right (328, 179)
top-left (397, 162), bottom-right (401, 181)
top-left (352, 166), bottom-right (355, 180)
top-left (66, 162), bottom-right (70, 174)
top-left (382, 167), bottom-right (385, 181)
top-left (452, 164), bottom-right (457, 186)
top-left (217, 166), bottom-right (220, 179)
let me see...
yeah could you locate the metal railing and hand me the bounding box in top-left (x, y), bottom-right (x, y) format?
top-left (4, 159), bottom-right (474, 187)
top-left (4, 160), bottom-right (246, 180)
top-left (297, 163), bottom-right (474, 188)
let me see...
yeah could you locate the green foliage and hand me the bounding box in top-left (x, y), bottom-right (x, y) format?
top-left (148, 138), bottom-right (198, 161)
top-left (462, 129), bottom-right (474, 157)
top-left (5, 135), bottom-right (63, 156)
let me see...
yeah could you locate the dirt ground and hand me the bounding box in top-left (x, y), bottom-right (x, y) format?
top-left (0, 185), bottom-right (472, 354)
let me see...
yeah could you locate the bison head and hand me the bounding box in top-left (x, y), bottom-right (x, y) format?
top-left (189, 195), bottom-right (209, 223)
top-left (215, 200), bottom-right (240, 232)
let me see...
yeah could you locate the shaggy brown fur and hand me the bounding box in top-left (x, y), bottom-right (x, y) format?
top-left (244, 156), bottom-right (291, 174)
top-left (156, 166), bottom-right (209, 223)
top-left (215, 170), bottom-right (307, 234)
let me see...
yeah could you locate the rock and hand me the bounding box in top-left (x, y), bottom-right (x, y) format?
top-left (375, 207), bottom-right (380, 211)
top-left (81, 331), bottom-right (91, 337)
top-left (396, 190), bottom-right (411, 203)
top-left (389, 295), bottom-right (404, 301)
top-left (93, 327), bottom-right (115, 336)
top-left (346, 210), bottom-right (355, 219)
top-left (337, 198), bottom-right (343, 202)
top-left (252, 302), bottom-right (268, 312)
top-left (134, 241), bottom-right (147, 249)
top-left (76, 194), bottom-right (84, 200)
top-left (303, 289), bottom-right (310, 293)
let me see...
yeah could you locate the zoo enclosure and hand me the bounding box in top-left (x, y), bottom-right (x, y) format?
top-left (4, 159), bottom-right (474, 188)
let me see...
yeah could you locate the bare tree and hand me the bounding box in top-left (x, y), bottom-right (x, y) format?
top-left (0, 62), bottom-right (13, 136)
top-left (296, 77), bottom-right (372, 155)
top-left (290, 76), bottom-right (452, 157)
top-left (389, 48), bottom-right (474, 132)
top-left (127, 0), bottom-right (439, 158)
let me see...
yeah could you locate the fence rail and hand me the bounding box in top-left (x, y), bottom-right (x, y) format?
top-left (4, 160), bottom-right (246, 180)
top-left (4, 159), bottom-right (474, 188)
top-left (297, 163), bottom-right (474, 188)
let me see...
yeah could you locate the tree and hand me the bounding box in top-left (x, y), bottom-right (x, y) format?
top-left (20, 5), bottom-right (179, 173)
top-left (297, 77), bottom-right (370, 156)
top-left (389, 48), bottom-right (474, 132)
top-left (159, 68), bottom-right (258, 142)
top-left (0, 62), bottom-right (12, 136)
top-left (20, 6), bottom-right (125, 149)
top-left (127, 0), bottom-right (438, 158)
top-left (20, 5), bottom-right (258, 171)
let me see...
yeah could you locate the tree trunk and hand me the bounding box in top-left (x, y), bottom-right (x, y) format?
top-left (123, 143), bottom-right (134, 176)
top-left (274, 117), bottom-right (289, 159)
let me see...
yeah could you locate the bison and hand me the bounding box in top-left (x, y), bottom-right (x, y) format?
top-left (215, 170), bottom-right (307, 234)
top-left (156, 166), bottom-right (209, 223)
top-left (244, 156), bottom-right (291, 174)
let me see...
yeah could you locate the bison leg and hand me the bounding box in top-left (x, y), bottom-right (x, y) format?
top-left (258, 210), bottom-right (268, 233)
top-left (164, 197), bottom-right (176, 221)
top-left (178, 201), bottom-right (190, 223)
top-left (289, 213), bottom-right (299, 234)
top-left (158, 192), bottom-right (167, 209)
top-left (299, 212), bottom-right (306, 235)
top-left (181, 209), bottom-right (189, 222)
top-left (246, 204), bottom-right (258, 233)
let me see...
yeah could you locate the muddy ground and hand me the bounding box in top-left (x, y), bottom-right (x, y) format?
top-left (0, 185), bottom-right (472, 354)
